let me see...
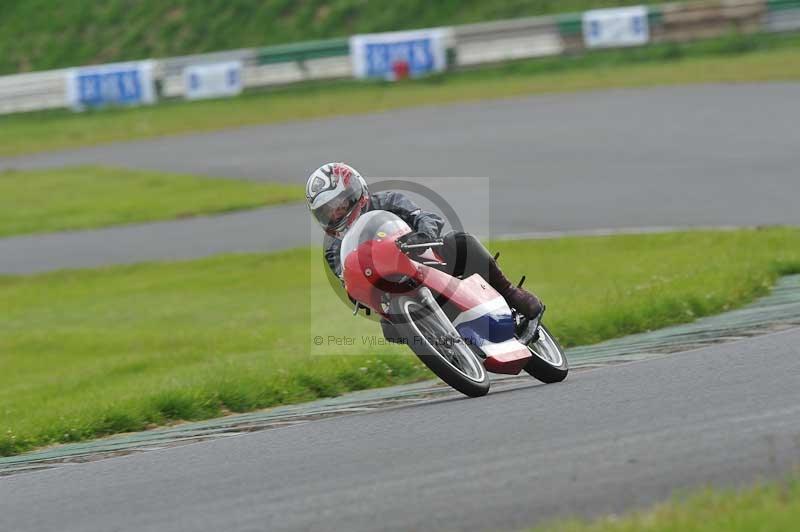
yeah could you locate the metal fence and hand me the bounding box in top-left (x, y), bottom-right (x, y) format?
top-left (0, 0), bottom-right (797, 116)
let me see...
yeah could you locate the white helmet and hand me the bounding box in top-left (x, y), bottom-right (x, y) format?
top-left (306, 162), bottom-right (369, 238)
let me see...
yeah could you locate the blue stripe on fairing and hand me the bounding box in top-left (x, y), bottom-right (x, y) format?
top-left (455, 309), bottom-right (516, 348)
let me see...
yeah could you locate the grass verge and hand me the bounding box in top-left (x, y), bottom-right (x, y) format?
top-left (0, 165), bottom-right (302, 237)
top-left (1, 228), bottom-right (800, 456)
top-left (1, 32), bottom-right (799, 157)
top-left (536, 475), bottom-right (800, 532)
top-left (2, 0), bottom-right (665, 75)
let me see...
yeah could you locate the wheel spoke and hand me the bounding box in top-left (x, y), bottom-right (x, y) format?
top-left (528, 327), bottom-right (563, 367)
top-left (405, 301), bottom-right (484, 382)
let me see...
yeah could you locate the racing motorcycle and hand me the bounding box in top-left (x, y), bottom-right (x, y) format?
top-left (340, 210), bottom-right (568, 397)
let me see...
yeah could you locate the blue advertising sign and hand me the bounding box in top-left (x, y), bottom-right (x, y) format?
top-left (364, 38), bottom-right (435, 78)
top-left (350, 29), bottom-right (449, 80)
top-left (67, 61), bottom-right (156, 110)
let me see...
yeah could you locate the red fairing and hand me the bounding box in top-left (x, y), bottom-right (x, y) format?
top-left (416, 267), bottom-right (499, 313)
top-left (343, 228), bottom-right (417, 313)
top-left (343, 230), bottom-right (497, 316)
top-left (483, 349), bottom-right (531, 374)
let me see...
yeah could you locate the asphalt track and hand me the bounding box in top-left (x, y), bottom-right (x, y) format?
top-left (2, 82), bottom-right (800, 273)
top-left (2, 328), bottom-right (799, 532)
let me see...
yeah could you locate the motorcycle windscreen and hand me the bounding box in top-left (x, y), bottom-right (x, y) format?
top-left (340, 210), bottom-right (411, 269)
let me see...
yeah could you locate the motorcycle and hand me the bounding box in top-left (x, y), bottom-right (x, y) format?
top-left (340, 210), bottom-right (568, 397)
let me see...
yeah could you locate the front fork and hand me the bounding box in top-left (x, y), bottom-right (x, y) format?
top-left (413, 286), bottom-right (463, 344)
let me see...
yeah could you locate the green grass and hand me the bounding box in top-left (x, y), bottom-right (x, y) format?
top-left (537, 475), bottom-right (800, 532)
top-left (2, 31), bottom-right (799, 157)
top-left (2, 227), bottom-right (800, 456)
top-left (0, 165), bottom-right (303, 237)
top-left (0, 0), bottom-right (664, 75)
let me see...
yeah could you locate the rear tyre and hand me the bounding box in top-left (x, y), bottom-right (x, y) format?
top-left (522, 324), bottom-right (569, 383)
top-left (390, 296), bottom-right (490, 398)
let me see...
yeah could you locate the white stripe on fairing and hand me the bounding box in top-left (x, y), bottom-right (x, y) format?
top-left (481, 338), bottom-right (527, 357)
top-left (453, 296), bottom-right (509, 328)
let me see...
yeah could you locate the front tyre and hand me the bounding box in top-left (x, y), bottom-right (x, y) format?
top-left (522, 324), bottom-right (569, 383)
top-left (390, 295), bottom-right (490, 398)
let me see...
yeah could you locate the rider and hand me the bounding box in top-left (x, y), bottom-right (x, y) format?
top-left (306, 162), bottom-right (544, 334)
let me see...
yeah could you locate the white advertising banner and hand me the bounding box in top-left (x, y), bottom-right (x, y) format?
top-left (349, 28), bottom-right (450, 80)
top-left (183, 61), bottom-right (243, 100)
top-left (582, 6), bottom-right (650, 48)
top-left (66, 60), bottom-right (157, 110)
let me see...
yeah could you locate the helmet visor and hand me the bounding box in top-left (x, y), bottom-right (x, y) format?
top-left (310, 179), bottom-right (364, 231)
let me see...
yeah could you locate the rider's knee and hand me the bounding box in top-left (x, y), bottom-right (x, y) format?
top-left (442, 231), bottom-right (479, 250)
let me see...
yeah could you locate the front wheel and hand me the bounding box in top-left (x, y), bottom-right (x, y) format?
top-left (522, 324), bottom-right (569, 383)
top-left (390, 294), bottom-right (490, 398)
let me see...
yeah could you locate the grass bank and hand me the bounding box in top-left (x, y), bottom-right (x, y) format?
top-left (2, 227), bottom-right (799, 456)
top-left (2, 32), bottom-right (799, 157)
top-left (1, 0), bottom-right (663, 75)
top-left (0, 166), bottom-right (302, 237)
top-left (536, 475), bottom-right (800, 532)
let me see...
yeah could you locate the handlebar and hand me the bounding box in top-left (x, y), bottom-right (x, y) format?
top-left (397, 239), bottom-right (444, 252)
top-left (397, 238), bottom-right (447, 267)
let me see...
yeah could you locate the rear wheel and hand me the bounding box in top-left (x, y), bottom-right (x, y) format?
top-left (390, 295), bottom-right (490, 397)
top-left (522, 324), bottom-right (569, 383)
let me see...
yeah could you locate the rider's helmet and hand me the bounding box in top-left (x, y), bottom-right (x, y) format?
top-left (306, 162), bottom-right (369, 238)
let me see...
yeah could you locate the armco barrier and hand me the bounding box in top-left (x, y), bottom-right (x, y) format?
top-left (0, 0), bottom-right (798, 115)
top-left (0, 69), bottom-right (69, 114)
top-left (256, 38), bottom-right (350, 64)
top-left (452, 16), bottom-right (564, 65)
top-left (766, 0), bottom-right (800, 30)
top-left (159, 39), bottom-right (351, 98)
top-left (660, 0), bottom-right (765, 41)
top-left (250, 38), bottom-right (351, 86)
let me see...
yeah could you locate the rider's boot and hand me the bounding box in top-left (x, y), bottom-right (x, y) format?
top-left (486, 258), bottom-right (544, 321)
